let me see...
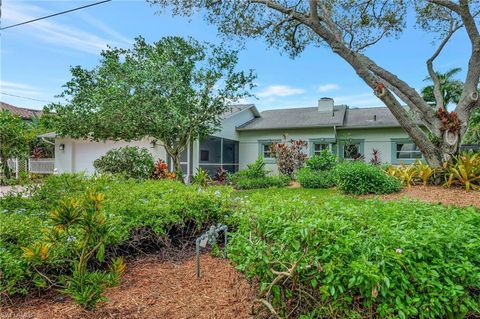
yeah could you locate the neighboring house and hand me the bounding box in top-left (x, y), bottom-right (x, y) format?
top-left (0, 101), bottom-right (42, 120)
top-left (47, 97), bottom-right (423, 178)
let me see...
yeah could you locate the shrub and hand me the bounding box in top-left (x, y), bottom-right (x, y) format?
top-left (235, 175), bottom-right (290, 190)
top-left (232, 157), bottom-right (268, 181)
top-left (93, 146), bottom-right (154, 179)
top-left (213, 167), bottom-right (228, 185)
top-left (296, 168), bottom-right (336, 189)
top-left (370, 148), bottom-right (381, 165)
top-left (0, 175), bottom-right (231, 298)
top-left (444, 153), bottom-right (480, 192)
top-left (336, 161), bottom-right (401, 195)
top-left (270, 139), bottom-right (308, 177)
top-left (305, 149), bottom-right (337, 171)
top-left (228, 190), bottom-right (480, 318)
top-left (192, 168), bottom-right (211, 186)
top-left (151, 159), bottom-right (176, 180)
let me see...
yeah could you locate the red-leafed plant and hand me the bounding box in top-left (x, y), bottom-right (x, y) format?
top-left (370, 148), bottom-right (381, 165)
top-left (437, 108), bottom-right (461, 133)
top-left (31, 147), bottom-right (44, 160)
top-left (270, 138), bottom-right (308, 178)
top-left (152, 159), bottom-right (176, 180)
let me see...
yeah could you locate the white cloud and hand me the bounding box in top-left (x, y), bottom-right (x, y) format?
top-left (257, 85), bottom-right (305, 98)
top-left (318, 83), bottom-right (340, 92)
top-left (0, 80), bottom-right (42, 96)
top-left (2, 2), bottom-right (130, 54)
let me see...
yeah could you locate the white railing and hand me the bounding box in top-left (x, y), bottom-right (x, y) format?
top-left (28, 158), bottom-right (55, 174)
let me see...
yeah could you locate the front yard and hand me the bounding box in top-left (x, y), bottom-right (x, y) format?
top-left (1, 175), bottom-right (479, 318)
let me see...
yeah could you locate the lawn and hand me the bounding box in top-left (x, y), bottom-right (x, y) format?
top-left (1, 176), bottom-right (479, 318)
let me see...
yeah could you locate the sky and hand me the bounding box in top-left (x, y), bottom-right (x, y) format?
top-left (0, 0), bottom-right (472, 111)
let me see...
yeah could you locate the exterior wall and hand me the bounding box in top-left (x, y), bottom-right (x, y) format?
top-left (54, 137), bottom-right (167, 174)
top-left (336, 127), bottom-right (411, 164)
top-left (237, 127), bottom-right (336, 173)
top-left (237, 126), bottom-right (412, 173)
top-left (216, 108), bottom-right (256, 141)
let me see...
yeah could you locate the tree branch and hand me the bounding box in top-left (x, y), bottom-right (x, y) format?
top-left (426, 20), bottom-right (462, 110)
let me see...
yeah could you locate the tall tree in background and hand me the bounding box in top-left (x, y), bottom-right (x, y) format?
top-left (47, 37), bottom-right (255, 172)
top-left (0, 110), bottom-right (32, 180)
top-left (149, 0), bottom-right (480, 168)
top-left (421, 67), bottom-right (464, 107)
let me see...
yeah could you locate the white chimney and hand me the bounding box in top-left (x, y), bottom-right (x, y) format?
top-left (318, 97), bottom-right (334, 114)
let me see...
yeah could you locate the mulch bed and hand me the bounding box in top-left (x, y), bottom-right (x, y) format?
top-left (362, 185), bottom-right (480, 209)
top-left (2, 254), bottom-right (256, 319)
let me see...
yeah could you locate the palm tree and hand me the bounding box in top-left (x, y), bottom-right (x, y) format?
top-left (421, 67), bottom-right (464, 107)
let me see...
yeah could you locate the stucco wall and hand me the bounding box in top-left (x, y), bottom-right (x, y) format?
top-left (336, 127), bottom-right (411, 163)
top-left (54, 137), bottom-right (167, 174)
top-left (237, 126), bottom-right (412, 172)
top-left (215, 108), bottom-right (256, 141)
top-left (238, 127), bottom-right (336, 172)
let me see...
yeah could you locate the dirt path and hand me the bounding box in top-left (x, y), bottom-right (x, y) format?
top-left (2, 254), bottom-right (256, 319)
top-left (361, 185), bottom-right (480, 209)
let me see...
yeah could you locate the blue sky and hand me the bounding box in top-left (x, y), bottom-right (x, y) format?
top-left (0, 0), bottom-right (471, 111)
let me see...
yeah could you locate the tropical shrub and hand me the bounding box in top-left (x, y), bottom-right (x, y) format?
top-left (296, 168), bottom-right (336, 189)
top-left (336, 161), bottom-right (401, 195)
top-left (232, 157), bottom-right (268, 181)
top-left (0, 175), bottom-right (231, 298)
top-left (213, 167), bottom-right (228, 185)
top-left (305, 149), bottom-right (337, 171)
top-left (444, 153), bottom-right (480, 192)
top-left (228, 190), bottom-right (480, 318)
top-left (21, 191), bottom-right (125, 310)
top-left (270, 139), bottom-right (308, 178)
top-left (93, 146), bottom-right (154, 179)
top-left (151, 159), bottom-right (176, 180)
top-left (370, 148), bottom-right (381, 165)
top-left (192, 168), bottom-right (211, 186)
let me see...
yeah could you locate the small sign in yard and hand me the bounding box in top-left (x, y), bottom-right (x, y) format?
top-left (195, 224), bottom-right (228, 279)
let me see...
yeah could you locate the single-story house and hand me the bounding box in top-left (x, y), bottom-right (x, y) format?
top-left (45, 97), bottom-right (422, 178)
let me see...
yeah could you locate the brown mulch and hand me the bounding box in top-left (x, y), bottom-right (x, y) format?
top-left (362, 185), bottom-right (480, 209)
top-left (2, 254), bottom-right (256, 319)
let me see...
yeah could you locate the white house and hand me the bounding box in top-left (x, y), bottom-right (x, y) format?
top-left (43, 98), bottom-right (423, 179)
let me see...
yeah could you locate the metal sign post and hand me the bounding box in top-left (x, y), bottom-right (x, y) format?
top-left (195, 224), bottom-right (228, 279)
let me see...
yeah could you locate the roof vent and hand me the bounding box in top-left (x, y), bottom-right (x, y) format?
top-left (318, 97), bottom-right (334, 115)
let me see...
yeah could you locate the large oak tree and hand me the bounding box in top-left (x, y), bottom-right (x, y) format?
top-left (47, 37), bottom-right (255, 171)
top-left (149, 0), bottom-right (480, 168)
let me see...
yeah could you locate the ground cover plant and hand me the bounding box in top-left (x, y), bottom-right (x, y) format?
top-left (228, 188), bottom-right (480, 318)
top-left (0, 174), bottom-right (231, 304)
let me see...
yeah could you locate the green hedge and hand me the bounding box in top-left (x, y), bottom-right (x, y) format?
top-left (234, 175), bottom-right (290, 190)
top-left (93, 146), bottom-right (154, 179)
top-left (228, 189), bottom-right (480, 318)
top-left (296, 168), bottom-right (336, 189)
top-left (335, 161), bottom-right (401, 195)
top-left (0, 174), bottom-right (231, 296)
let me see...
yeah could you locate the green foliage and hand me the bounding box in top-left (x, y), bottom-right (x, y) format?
top-left (305, 150), bottom-right (337, 171)
top-left (296, 168), bottom-right (336, 189)
top-left (0, 110), bottom-right (33, 181)
top-left (234, 175), bottom-right (290, 190)
top-left (336, 161), bottom-right (401, 195)
top-left (93, 146), bottom-right (154, 179)
top-left (228, 189), bottom-right (480, 318)
top-left (47, 36), bottom-right (255, 171)
top-left (421, 67), bottom-right (463, 107)
top-left (192, 168), bottom-right (211, 186)
top-left (0, 175), bottom-right (231, 298)
top-left (444, 153), bottom-right (480, 192)
top-left (270, 139), bottom-right (308, 178)
top-left (231, 158), bottom-right (290, 189)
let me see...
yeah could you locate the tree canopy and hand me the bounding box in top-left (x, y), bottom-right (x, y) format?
top-left (149, 0), bottom-right (480, 167)
top-left (421, 67), bottom-right (464, 107)
top-left (47, 36), bottom-right (255, 171)
top-left (0, 110), bottom-right (32, 180)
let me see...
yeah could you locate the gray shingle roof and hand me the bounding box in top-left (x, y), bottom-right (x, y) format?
top-left (236, 105), bottom-right (413, 130)
top-left (342, 107), bottom-right (403, 128)
top-left (222, 104), bottom-right (260, 119)
top-left (237, 105), bottom-right (347, 131)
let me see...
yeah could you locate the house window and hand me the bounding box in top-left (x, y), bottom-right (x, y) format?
top-left (396, 143), bottom-right (422, 160)
top-left (313, 143), bottom-right (329, 155)
top-left (262, 143), bottom-right (273, 159)
top-left (200, 150), bottom-right (209, 162)
top-left (344, 143), bottom-right (362, 160)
